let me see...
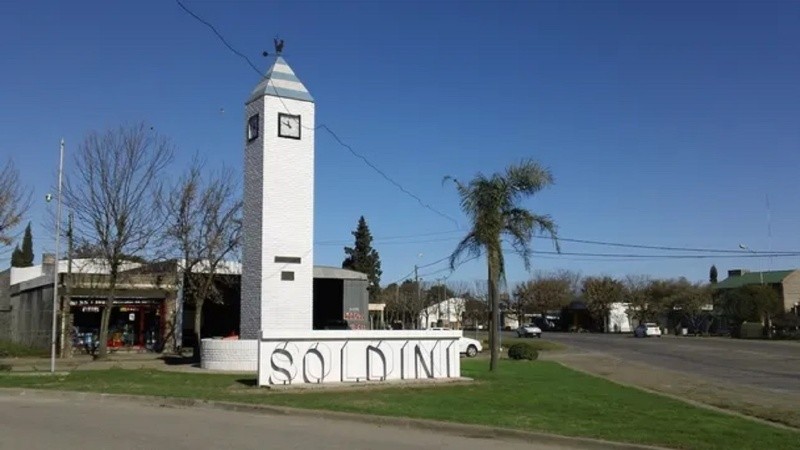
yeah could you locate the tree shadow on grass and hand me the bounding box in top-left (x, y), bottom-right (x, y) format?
top-left (235, 378), bottom-right (258, 387)
top-left (159, 355), bottom-right (200, 368)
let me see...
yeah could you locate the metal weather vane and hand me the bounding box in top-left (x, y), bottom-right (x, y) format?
top-left (262, 36), bottom-right (285, 58)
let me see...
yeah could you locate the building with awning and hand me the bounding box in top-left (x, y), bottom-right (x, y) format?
top-left (0, 256), bottom-right (369, 354)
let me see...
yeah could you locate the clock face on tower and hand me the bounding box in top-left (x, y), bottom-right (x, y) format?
top-left (278, 113), bottom-right (301, 140)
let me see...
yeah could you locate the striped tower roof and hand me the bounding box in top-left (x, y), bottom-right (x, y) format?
top-left (248, 56), bottom-right (313, 103)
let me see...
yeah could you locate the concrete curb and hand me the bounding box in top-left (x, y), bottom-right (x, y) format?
top-left (0, 388), bottom-right (668, 450)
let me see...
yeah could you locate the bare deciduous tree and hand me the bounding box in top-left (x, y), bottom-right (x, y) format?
top-left (582, 276), bottom-right (625, 333)
top-left (553, 269), bottom-right (583, 299)
top-left (624, 274), bottom-right (653, 325)
top-left (0, 159), bottom-right (30, 249)
top-left (63, 123), bottom-right (173, 359)
top-left (462, 280), bottom-right (490, 330)
top-left (669, 282), bottom-right (713, 335)
top-left (531, 273), bottom-right (572, 318)
top-left (508, 282), bottom-right (533, 325)
top-left (447, 280), bottom-right (471, 328)
top-left (164, 158), bottom-right (242, 359)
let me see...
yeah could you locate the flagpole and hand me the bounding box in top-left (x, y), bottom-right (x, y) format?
top-left (50, 139), bottom-right (64, 373)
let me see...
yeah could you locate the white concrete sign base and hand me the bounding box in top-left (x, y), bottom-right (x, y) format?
top-left (257, 330), bottom-right (462, 386)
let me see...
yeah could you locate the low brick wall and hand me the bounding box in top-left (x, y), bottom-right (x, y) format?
top-left (200, 339), bottom-right (257, 371)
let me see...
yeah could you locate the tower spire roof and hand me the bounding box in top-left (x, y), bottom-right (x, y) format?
top-left (249, 56), bottom-right (313, 103)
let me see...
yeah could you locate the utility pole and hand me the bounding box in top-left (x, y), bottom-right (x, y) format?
top-left (414, 264), bottom-right (420, 329)
top-left (50, 139), bottom-right (64, 373)
top-left (440, 279), bottom-right (445, 327)
top-left (395, 283), bottom-right (400, 329)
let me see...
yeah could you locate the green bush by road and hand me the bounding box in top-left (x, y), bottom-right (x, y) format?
top-left (1, 360), bottom-right (797, 449)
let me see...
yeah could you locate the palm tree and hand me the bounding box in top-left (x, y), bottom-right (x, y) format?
top-left (446, 160), bottom-right (559, 371)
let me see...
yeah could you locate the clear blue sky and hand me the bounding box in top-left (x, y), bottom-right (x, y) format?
top-left (2, 0), bottom-right (799, 289)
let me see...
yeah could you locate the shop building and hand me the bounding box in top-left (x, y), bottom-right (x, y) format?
top-left (0, 254), bottom-right (177, 352)
top-left (0, 255), bottom-right (370, 354)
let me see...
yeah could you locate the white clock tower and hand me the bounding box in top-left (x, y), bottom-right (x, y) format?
top-left (240, 56), bottom-right (315, 339)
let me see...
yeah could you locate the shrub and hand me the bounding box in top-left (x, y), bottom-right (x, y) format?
top-left (507, 342), bottom-right (539, 361)
top-left (737, 322), bottom-right (765, 339)
top-left (0, 364), bottom-right (10, 372)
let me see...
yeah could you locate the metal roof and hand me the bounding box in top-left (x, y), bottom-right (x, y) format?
top-left (715, 270), bottom-right (796, 289)
top-left (313, 266), bottom-right (368, 280)
top-left (248, 56), bottom-right (313, 103)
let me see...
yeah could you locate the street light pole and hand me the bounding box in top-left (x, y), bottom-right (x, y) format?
top-left (50, 139), bottom-right (65, 374)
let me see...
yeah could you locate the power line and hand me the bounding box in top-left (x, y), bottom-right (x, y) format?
top-left (504, 248), bottom-right (800, 260)
top-left (317, 229), bottom-right (460, 246)
top-left (418, 254), bottom-right (452, 269)
top-left (318, 125), bottom-right (460, 227)
top-left (322, 227), bottom-right (800, 255)
top-left (386, 253), bottom-right (474, 285)
top-left (537, 235), bottom-right (799, 255)
top-left (175, 0), bottom-right (263, 75)
top-left (386, 268), bottom-right (416, 285)
top-left (419, 254), bottom-right (482, 279)
top-left (318, 236), bottom-right (459, 247)
top-left (387, 244), bottom-right (800, 286)
top-left (175, 0), bottom-right (460, 228)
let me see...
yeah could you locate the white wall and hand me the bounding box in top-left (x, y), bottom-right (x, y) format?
top-left (9, 266), bottom-right (41, 285)
top-left (419, 298), bottom-right (465, 328)
top-left (503, 315), bottom-right (521, 329)
top-left (608, 302), bottom-right (632, 333)
top-left (201, 339), bottom-right (258, 371)
top-left (10, 259), bottom-right (142, 285)
top-left (241, 90), bottom-right (316, 338)
top-left (260, 95), bottom-right (315, 333)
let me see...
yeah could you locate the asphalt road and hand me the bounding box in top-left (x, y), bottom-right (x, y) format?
top-left (0, 392), bottom-right (584, 450)
top-left (543, 333), bottom-right (800, 394)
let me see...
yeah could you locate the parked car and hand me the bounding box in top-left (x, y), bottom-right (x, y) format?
top-left (516, 324), bottom-right (542, 338)
top-left (634, 323), bottom-right (662, 338)
top-left (459, 336), bottom-right (482, 357)
top-left (429, 328), bottom-right (483, 357)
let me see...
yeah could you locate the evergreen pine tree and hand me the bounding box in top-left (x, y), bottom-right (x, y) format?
top-left (10, 244), bottom-right (23, 267)
top-left (19, 222), bottom-right (34, 267)
top-left (709, 265), bottom-right (718, 284)
top-left (342, 216), bottom-right (382, 301)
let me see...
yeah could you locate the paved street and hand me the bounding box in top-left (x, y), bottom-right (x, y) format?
top-left (543, 333), bottom-right (800, 394)
top-left (0, 392), bottom-right (585, 450)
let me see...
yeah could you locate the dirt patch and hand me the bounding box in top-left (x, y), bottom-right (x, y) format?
top-left (542, 350), bottom-right (800, 429)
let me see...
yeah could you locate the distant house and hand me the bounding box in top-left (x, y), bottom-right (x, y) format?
top-left (419, 297), bottom-right (467, 329)
top-left (608, 302), bottom-right (633, 333)
top-left (715, 269), bottom-right (800, 312)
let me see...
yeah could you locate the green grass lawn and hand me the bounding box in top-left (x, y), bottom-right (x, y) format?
top-left (1, 360), bottom-right (796, 450)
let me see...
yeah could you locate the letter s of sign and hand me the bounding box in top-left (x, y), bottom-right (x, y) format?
top-left (269, 348), bottom-right (296, 384)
